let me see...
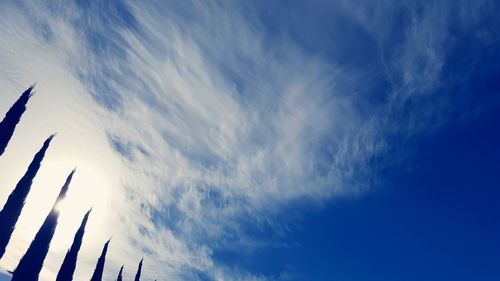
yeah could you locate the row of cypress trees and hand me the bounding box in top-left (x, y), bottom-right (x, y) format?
top-left (0, 86), bottom-right (144, 280)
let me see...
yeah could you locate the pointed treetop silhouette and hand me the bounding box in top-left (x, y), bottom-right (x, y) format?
top-left (11, 169), bottom-right (76, 281)
top-left (0, 85), bottom-right (35, 156)
top-left (134, 258), bottom-right (143, 281)
top-left (116, 265), bottom-right (124, 281)
top-left (56, 208), bottom-right (92, 281)
top-left (90, 239), bottom-right (111, 281)
top-left (0, 134), bottom-right (54, 259)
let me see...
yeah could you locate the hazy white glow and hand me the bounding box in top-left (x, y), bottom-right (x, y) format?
top-left (0, 91), bottom-right (124, 279)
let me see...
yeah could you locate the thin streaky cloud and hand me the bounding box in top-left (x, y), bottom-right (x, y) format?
top-left (0, 0), bottom-right (497, 280)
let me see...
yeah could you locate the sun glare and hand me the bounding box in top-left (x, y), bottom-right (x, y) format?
top-left (17, 146), bottom-right (117, 254)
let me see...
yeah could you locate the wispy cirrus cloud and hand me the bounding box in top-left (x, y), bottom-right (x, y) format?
top-left (0, 0), bottom-right (497, 280)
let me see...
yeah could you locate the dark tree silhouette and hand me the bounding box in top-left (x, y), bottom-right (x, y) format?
top-left (0, 134), bottom-right (54, 259)
top-left (90, 239), bottom-right (111, 281)
top-left (134, 258), bottom-right (143, 281)
top-left (116, 265), bottom-right (124, 281)
top-left (11, 170), bottom-right (76, 281)
top-left (0, 86), bottom-right (34, 156)
top-left (56, 208), bottom-right (92, 281)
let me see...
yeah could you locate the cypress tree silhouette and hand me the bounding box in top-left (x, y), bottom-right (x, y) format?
top-left (11, 169), bottom-right (76, 281)
top-left (134, 258), bottom-right (143, 281)
top-left (116, 265), bottom-right (124, 281)
top-left (0, 134), bottom-right (54, 259)
top-left (90, 239), bottom-right (111, 281)
top-left (56, 208), bottom-right (92, 281)
top-left (0, 85), bottom-right (34, 156)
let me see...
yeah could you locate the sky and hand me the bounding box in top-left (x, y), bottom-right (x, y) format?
top-left (0, 0), bottom-right (499, 280)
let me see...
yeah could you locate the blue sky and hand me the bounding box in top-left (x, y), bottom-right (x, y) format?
top-left (0, 0), bottom-right (499, 280)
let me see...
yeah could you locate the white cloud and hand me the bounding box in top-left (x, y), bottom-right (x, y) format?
top-left (0, 0), bottom-right (490, 280)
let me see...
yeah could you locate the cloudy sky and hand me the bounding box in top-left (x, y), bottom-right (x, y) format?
top-left (0, 0), bottom-right (499, 280)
